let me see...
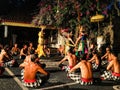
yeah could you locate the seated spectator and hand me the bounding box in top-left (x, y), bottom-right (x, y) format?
top-left (28, 42), bottom-right (35, 55)
top-left (11, 43), bottom-right (20, 56)
top-left (43, 45), bottom-right (50, 57)
top-left (19, 54), bottom-right (50, 88)
top-left (57, 45), bottom-right (65, 57)
top-left (0, 43), bottom-right (3, 51)
top-left (20, 44), bottom-right (28, 59)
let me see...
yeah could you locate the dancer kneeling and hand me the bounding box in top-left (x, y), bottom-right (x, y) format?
top-left (19, 54), bottom-right (49, 88)
top-left (68, 54), bottom-right (93, 85)
top-left (101, 57), bottom-right (120, 81)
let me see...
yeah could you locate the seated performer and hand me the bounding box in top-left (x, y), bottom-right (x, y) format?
top-left (11, 43), bottom-right (20, 56)
top-left (101, 57), bottom-right (120, 81)
top-left (19, 54), bottom-right (50, 88)
top-left (20, 44), bottom-right (28, 59)
top-left (28, 42), bottom-right (35, 55)
top-left (101, 47), bottom-right (117, 66)
top-left (0, 49), bottom-right (15, 75)
top-left (59, 49), bottom-right (77, 72)
top-left (88, 50), bottom-right (100, 71)
top-left (68, 54), bottom-right (93, 85)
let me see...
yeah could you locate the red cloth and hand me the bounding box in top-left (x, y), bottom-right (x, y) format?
top-left (81, 78), bottom-right (93, 82)
top-left (69, 66), bottom-right (74, 69)
top-left (24, 79), bottom-right (36, 83)
top-left (112, 72), bottom-right (120, 77)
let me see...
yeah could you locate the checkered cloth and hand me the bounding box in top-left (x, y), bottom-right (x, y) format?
top-left (101, 60), bottom-right (108, 66)
top-left (68, 72), bottom-right (93, 85)
top-left (101, 71), bottom-right (120, 81)
top-left (62, 65), bottom-right (73, 72)
top-left (3, 60), bottom-right (14, 67)
top-left (92, 63), bottom-right (99, 70)
top-left (21, 69), bottom-right (42, 88)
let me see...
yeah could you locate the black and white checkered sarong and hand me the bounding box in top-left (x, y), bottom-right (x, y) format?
top-left (68, 72), bottom-right (93, 85)
top-left (62, 65), bottom-right (71, 72)
top-left (101, 60), bottom-right (108, 66)
top-left (3, 60), bottom-right (14, 67)
top-left (92, 63), bottom-right (99, 70)
top-left (101, 71), bottom-right (120, 80)
top-left (21, 69), bottom-right (42, 88)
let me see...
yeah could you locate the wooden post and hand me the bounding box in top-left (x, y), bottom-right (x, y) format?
top-left (4, 25), bottom-right (8, 38)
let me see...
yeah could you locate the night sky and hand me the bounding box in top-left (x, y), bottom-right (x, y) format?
top-left (0, 0), bottom-right (41, 15)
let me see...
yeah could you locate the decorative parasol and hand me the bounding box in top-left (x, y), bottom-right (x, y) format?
top-left (90, 14), bottom-right (104, 34)
top-left (90, 14), bottom-right (104, 22)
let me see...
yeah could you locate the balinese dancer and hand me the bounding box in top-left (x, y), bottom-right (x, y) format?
top-left (68, 54), bottom-right (93, 85)
top-left (75, 26), bottom-right (88, 58)
top-left (36, 29), bottom-right (46, 58)
top-left (64, 33), bottom-right (75, 56)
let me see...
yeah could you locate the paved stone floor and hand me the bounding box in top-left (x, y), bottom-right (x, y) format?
top-left (0, 56), bottom-right (120, 90)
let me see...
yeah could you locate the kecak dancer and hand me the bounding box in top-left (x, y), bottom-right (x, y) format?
top-left (101, 47), bottom-right (117, 67)
top-left (88, 50), bottom-right (100, 71)
top-left (0, 49), bottom-right (15, 75)
top-left (59, 49), bottom-right (77, 72)
top-left (68, 54), bottom-right (93, 85)
top-left (19, 54), bottom-right (49, 88)
top-left (101, 57), bottom-right (120, 81)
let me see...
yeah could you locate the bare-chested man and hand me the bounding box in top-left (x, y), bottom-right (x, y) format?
top-left (101, 58), bottom-right (120, 80)
top-left (68, 54), bottom-right (93, 85)
top-left (59, 49), bottom-right (77, 72)
top-left (101, 47), bottom-right (117, 66)
top-left (11, 43), bottom-right (20, 56)
top-left (20, 44), bottom-right (28, 59)
top-left (0, 49), bottom-right (15, 75)
top-left (88, 50), bottom-right (100, 70)
top-left (24, 49), bottom-right (46, 69)
top-left (19, 54), bottom-right (49, 88)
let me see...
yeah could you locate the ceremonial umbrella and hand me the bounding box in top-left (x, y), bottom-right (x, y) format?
top-left (90, 14), bottom-right (104, 34)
